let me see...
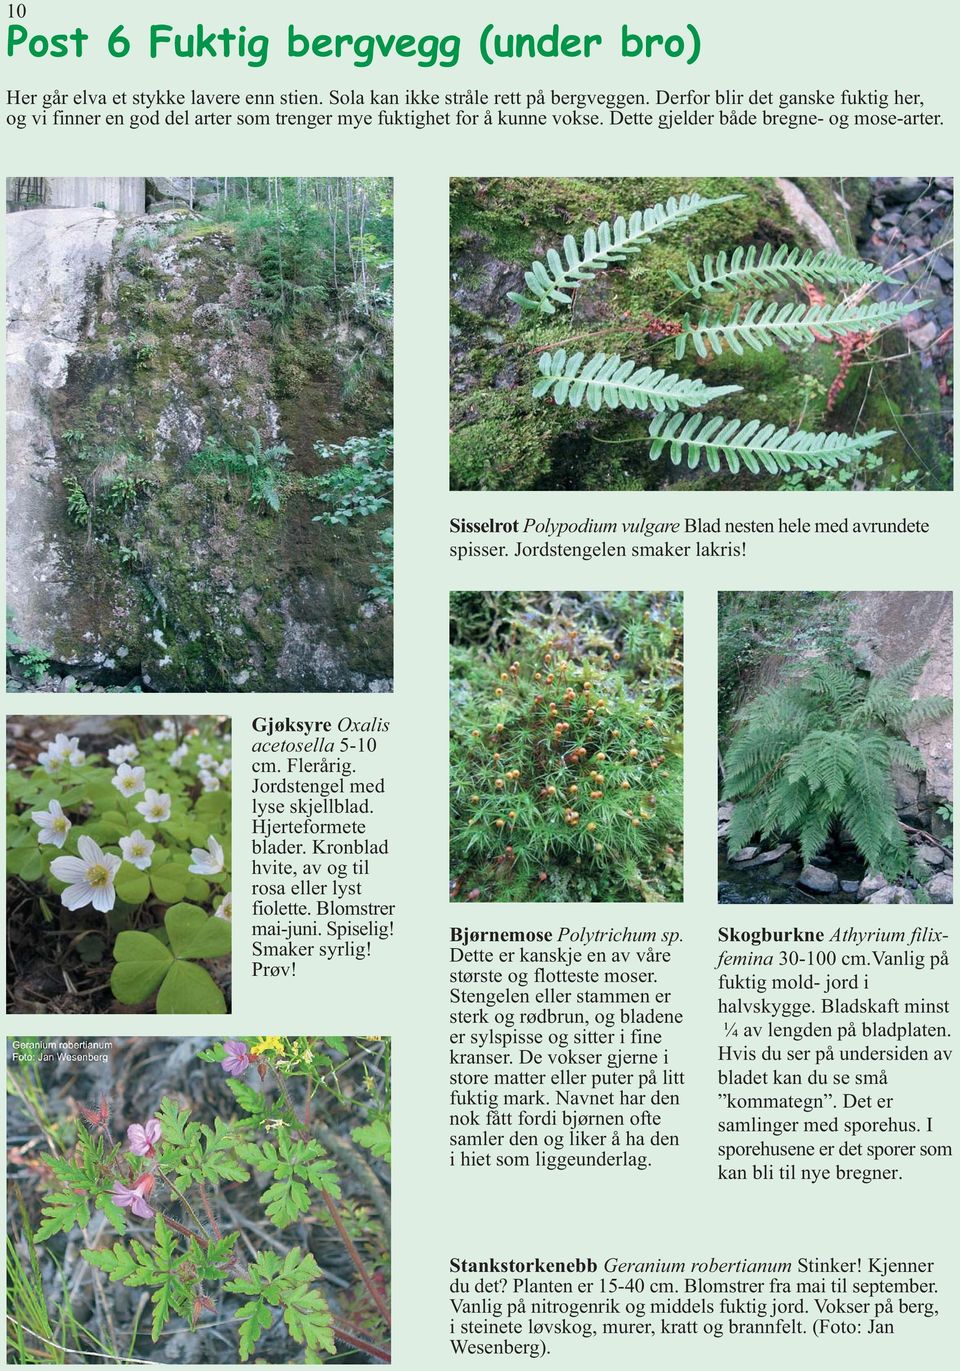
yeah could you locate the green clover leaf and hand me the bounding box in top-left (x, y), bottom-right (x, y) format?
top-left (111, 904), bottom-right (230, 1013)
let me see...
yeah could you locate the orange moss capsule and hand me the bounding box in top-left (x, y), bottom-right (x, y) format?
top-left (495, 687), bottom-right (503, 697)
top-left (587, 821), bottom-right (597, 832)
top-left (629, 747), bottom-right (639, 758)
top-left (471, 729), bottom-right (480, 738)
top-left (620, 781), bottom-right (630, 790)
top-left (470, 795), bottom-right (480, 804)
top-left (508, 811), bottom-right (516, 820)
top-left (494, 818), bottom-right (505, 827)
top-left (613, 651), bottom-right (621, 661)
top-left (590, 790), bottom-right (602, 800)
top-left (494, 778), bottom-right (505, 789)
top-left (568, 783), bottom-right (578, 795)
top-left (495, 723), bottom-right (505, 733)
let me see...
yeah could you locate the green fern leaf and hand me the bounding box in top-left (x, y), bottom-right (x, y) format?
top-left (507, 193), bottom-right (743, 314)
top-left (647, 410), bottom-right (892, 475)
top-left (352, 1117), bottom-right (392, 1164)
top-left (236, 1298), bottom-right (275, 1361)
top-left (723, 658), bottom-right (945, 877)
top-left (676, 297), bottom-right (928, 359)
top-left (669, 243), bottom-right (894, 299)
top-left (533, 349), bottom-right (741, 412)
top-left (36, 1190), bottom-right (91, 1242)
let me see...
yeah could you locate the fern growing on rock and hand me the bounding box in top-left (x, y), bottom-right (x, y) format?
top-left (510, 192), bottom-right (924, 478)
top-left (722, 657), bottom-right (952, 877)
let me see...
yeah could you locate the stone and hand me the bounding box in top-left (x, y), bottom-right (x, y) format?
top-left (774, 178), bottom-right (840, 252)
top-left (926, 872), bottom-right (953, 904)
top-left (840, 880), bottom-right (860, 895)
top-left (858, 872), bottom-right (889, 900)
top-left (737, 843), bottom-right (793, 868)
top-left (905, 321), bottom-right (938, 351)
top-left (865, 886), bottom-right (916, 904)
top-left (914, 843), bottom-right (945, 868)
top-left (729, 846), bottom-right (760, 862)
top-left (882, 177), bottom-right (927, 205)
top-left (798, 865), bottom-right (839, 895)
top-left (930, 254), bottom-right (954, 282)
top-left (846, 592), bottom-right (953, 805)
top-left (717, 802), bottom-right (735, 821)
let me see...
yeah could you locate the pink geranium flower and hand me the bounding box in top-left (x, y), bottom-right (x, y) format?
top-left (126, 1119), bottom-right (162, 1156)
top-left (221, 1040), bottom-right (253, 1077)
top-left (112, 1175), bottom-right (155, 1219)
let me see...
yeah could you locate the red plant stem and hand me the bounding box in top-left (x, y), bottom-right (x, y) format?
top-left (267, 1061), bottom-right (392, 1330)
top-left (199, 1183), bottom-right (222, 1240)
top-left (332, 1320), bottom-right (391, 1362)
top-left (320, 1189), bottom-right (392, 1328)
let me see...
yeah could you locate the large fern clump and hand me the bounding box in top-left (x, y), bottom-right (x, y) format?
top-left (511, 192), bottom-right (925, 477)
top-left (722, 656), bottom-right (951, 877)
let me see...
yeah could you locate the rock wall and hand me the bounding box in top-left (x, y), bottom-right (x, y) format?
top-left (846, 591), bottom-right (953, 806)
top-left (6, 207), bottom-right (121, 658)
top-left (47, 177), bottom-right (146, 215)
top-left (6, 207), bottom-right (392, 693)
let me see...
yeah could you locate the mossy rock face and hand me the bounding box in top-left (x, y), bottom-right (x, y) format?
top-left (449, 176), bottom-right (946, 492)
top-left (8, 207), bottom-right (393, 691)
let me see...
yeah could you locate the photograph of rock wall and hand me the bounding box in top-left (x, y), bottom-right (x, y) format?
top-left (6, 176), bottom-right (393, 692)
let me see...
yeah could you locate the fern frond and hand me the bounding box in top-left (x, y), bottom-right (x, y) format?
top-left (786, 731), bottom-right (859, 802)
top-left (803, 661), bottom-right (865, 715)
top-left (886, 739), bottom-right (927, 772)
top-left (725, 795), bottom-right (767, 854)
top-left (507, 193), bottom-right (743, 315)
top-left (532, 349), bottom-right (742, 412)
top-left (902, 696), bottom-right (953, 726)
top-left (798, 796), bottom-right (834, 864)
top-left (854, 653), bottom-right (949, 728)
top-left (668, 244), bottom-right (893, 300)
top-left (676, 297), bottom-right (928, 359)
top-left (724, 657), bottom-right (947, 881)
top-left (647, 410), bottom-right (892, 475)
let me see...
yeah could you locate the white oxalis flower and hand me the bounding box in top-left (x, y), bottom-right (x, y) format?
top-left (216, 759), bottom-right (232, 778)
top-left (107, 743), bottom-right (139, 765)
top-left (119, 829), bottom-right (156, 870)
top-left (199, 769), bottom-right (220, 792)
top-left (214, 891), bottom-right (233, 921)
top-left (168, 744), bottom-right (188, 767)
top-left (32, 799), bottom-right (72, 848)
top-left (112, 763), bottom-right (146, 797)
top-left (50, 835), bottom-right (121, 913)
top-left (153, 720), bottom-right (177, 741)
top-left (37, 749), bottom-right (66, 775)
top-left (136, 789), bottom-right (172, 824)
top-left (189, 835), bottom-right (225, 876)
top-left (197, 753), bottom-right (216, 770)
